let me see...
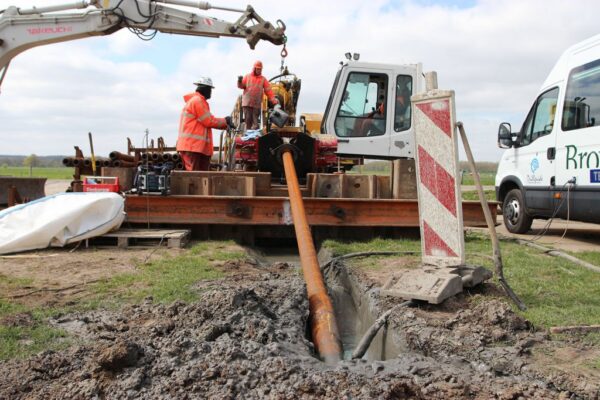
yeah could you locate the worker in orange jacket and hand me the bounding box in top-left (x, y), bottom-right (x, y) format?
top-left (177, 77), bottom-right (233, 171)
top-left (237, 60), bottom-right (278, 130)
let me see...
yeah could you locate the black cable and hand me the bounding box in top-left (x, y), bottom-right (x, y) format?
top-left (525, 181), bottom-right (571, 242)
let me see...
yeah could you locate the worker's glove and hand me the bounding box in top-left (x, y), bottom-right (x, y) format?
top-left (225, 116), bottom-right (234, 129)
top-left (273, 103), bottom-right (282, 110)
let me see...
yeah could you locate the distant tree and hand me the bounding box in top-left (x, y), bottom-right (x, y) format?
top-left (23, 154), bottom-right (39, 176)
top-left (23, 154), bottom-right (39, 168)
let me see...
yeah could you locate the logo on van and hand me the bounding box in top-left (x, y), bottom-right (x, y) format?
top-left (530, 158), bottom-right (539, 173)
top-left (566, 145), bottom-right (600, 170)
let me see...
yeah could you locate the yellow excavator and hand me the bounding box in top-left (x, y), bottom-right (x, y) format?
top-left (224, 66), bottom-right (359, 176)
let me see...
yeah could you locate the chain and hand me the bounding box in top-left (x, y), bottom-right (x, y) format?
top-left (280, 35), bottom-right (288, 73)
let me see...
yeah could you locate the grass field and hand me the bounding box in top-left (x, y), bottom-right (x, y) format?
top-left (324, 233), bottom-right (600, 329)
top-left (1, 235), bottom-right (599, 360)
top-left (462, 189), bottom-right (496, 201)
top-left (0, 166), bottom-right (72, 179)
top-left (461, 171), bottom-right (496, 186)
top-left (0, 241), bottom-right (242, 360)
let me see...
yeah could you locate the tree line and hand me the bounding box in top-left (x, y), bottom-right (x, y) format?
top-left (0, 155), bottom-right (67, 168)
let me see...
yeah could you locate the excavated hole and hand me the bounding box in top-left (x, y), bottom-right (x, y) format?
top-left (324, 260), bottom-right (405, 361)
top-left (255, 244), bottom-right (403, 362)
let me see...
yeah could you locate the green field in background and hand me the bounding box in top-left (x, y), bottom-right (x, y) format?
top-left (0, 167), bottom-right (72, 180)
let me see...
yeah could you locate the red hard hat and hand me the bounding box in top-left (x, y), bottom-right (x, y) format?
top-left (254, 60), bottom-right (263, 69)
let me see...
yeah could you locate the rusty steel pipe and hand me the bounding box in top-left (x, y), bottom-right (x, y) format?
top-left (113, 159), bottom-right (136, 168)
top-left (109, 151), bottom-right (135, 163)
top-left (282, 150), bottom-right (342, 364)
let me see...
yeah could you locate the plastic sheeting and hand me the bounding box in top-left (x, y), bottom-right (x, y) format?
top-left (0, 192), bottom-right (125, 255)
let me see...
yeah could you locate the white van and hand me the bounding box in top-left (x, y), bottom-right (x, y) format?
top-left (495, 34), bottom-right (600, 233)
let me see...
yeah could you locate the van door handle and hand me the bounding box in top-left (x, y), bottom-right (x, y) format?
top-left (547, 147), bottom-right (556, 160)
top-left (338, 139), bottom-right (349, 143)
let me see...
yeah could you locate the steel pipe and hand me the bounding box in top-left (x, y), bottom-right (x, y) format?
top-left (282, 150), bottom-right (342, 364)
top-left (113, 159), bottom-right (136, 168)
top-left (109, 151), bottom-right (135, 163)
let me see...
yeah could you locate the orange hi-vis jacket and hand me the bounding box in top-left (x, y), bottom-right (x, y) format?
top-left (238, 72), bottom-right (276, 108)
top-left (176, 92), bottom-right (226, 156)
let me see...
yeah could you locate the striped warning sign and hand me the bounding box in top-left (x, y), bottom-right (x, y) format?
top-left (412, 90), bottom-right (465, 267)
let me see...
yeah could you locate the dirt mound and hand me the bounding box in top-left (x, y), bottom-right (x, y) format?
top-left (0, 265), bottom-right (590, 399)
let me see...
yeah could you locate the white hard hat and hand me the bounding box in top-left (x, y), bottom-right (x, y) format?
top-left (193, 77), bottom-right (214, 88)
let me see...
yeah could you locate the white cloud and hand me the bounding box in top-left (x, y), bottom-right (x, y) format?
top-left (0, 0), bottom-right (599, 161)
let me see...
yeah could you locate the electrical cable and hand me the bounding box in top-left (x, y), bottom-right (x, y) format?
top-left (524, 181), bottom-right (570, 242)
top-left (109, 0), bottom-right (159, 41)
top-left (547, 182), bottom-right (572, 245)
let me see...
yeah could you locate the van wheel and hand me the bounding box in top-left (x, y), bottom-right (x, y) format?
top-left (502, 189), bottom-right (533, 233)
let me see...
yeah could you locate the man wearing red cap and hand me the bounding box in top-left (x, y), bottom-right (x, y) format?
top-left (237, 60), bottom-right (278, 130)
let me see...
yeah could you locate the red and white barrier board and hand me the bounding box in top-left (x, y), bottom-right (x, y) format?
top-left (412, 90), bottom-right (465, 267)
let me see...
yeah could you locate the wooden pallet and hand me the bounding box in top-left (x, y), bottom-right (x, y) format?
top-left (95, 229), bottom-right (190, 248)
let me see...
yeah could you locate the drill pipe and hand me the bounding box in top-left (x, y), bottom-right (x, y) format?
top-left (113, 159), bottom-right (136, 168)
top-left (109, 151), bottom-right (135, 162)
top-left (282, 150), bottom-right (342, 365)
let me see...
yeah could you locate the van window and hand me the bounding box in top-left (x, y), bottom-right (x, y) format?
top-left (519, 87), bottom-right (559, 147)
top-left (562, 58), bottom-right (600, 131)
top-left (394, 75), bottom-right (412, 132)
top-left (335, 72), bottom-right (388, 137)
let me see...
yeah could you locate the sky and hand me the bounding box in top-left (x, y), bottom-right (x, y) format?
top-left (0, 0), bottom-right (599, 161)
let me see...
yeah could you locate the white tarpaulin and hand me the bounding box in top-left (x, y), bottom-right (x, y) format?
top-left (0, 192), bottom-right (125, 255)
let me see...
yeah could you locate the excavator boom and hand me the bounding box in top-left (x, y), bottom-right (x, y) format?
top-left (0, 0), bottom-right (286, 88)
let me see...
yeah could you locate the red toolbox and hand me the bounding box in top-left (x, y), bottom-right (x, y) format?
top-left (83, 176), bottom-right (120, 193)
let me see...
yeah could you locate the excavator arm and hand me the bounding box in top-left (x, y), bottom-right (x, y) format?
top-left (0, 0), bottom-right (286, 88)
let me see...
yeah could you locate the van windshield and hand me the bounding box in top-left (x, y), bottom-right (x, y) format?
top-left (562, 58), bottom-right (600, 131)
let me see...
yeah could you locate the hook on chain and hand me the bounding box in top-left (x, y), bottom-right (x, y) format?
top-left (280, 36), bottom-right (288, 73)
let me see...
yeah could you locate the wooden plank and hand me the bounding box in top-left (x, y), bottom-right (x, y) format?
top-left (341, 175), bottom-right (376, 199)
top-left (391, 159), bottom-right (417, 199)
top-left (98, 229), bottom-right (190, 248)
top-left (101, 167), bottom-right (136, 191)
top-left (170, 171), bottom-right (271, 195)
top-left (211, 176), bottom-right (256, 196)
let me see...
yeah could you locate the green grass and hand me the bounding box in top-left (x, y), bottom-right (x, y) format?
top-left (0, 324), bottom-right (69, 361)
top-left (0, 166), bottom-right (72, 179)
top-left (323, 233), bottom-right (600, 330)
top-left (0, 241), bottom-right (242, 360)
top-left (461, 171), bottom-right (496, 186)
top-left (567, 251), bottom-right (600, 267)
top-left (462, 190), bottom-right (496, 201)
top-left (0, 274), bottom-right (34, 289)
top-left (91, 241), bottom-right (244, 304)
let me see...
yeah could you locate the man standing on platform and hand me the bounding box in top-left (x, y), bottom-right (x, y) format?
top-left (237, 60), bottom-right (278, 130)
top-left (177, 77), bottom-right (233, 171)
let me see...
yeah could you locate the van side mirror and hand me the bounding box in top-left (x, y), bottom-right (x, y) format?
top-left (498, 122), bottom-right (514, 149)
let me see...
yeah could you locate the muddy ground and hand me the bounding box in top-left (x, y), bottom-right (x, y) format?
top-left (0, 247), bottom-right (599, 399)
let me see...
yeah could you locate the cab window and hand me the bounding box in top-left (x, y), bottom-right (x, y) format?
top-left (519, 87), bottom-right (559, 147)
top-left (335, 72), bottom-right (388, 137)
top-left (562, 58), bottom-right (600, 131)
top-left (394, 75), bottom-right (413, 132)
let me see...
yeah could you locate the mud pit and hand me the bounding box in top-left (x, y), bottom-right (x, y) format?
top-left (0, 249), bottom-right (598, 399)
